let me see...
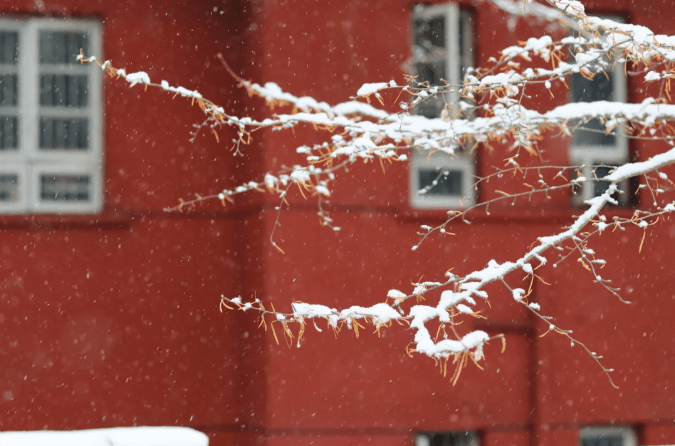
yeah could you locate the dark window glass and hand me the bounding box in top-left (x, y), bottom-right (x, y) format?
top-left (0, 174), bottom-right (18, 201)
top-left (419, 168), bottom-right (464, 196)
top-left (426, 432), bottom-right (476, 446)
top-left (571, 72), bottom-right (616, 147)
top-left (0, 32), bottom-right (18, 65)
top-left (40, 175), bottom-right (90, 201)
top-left (415, 62), bottom-right (447, 88)
top-left (414, 62), bottom-right (447, 117)
top-left (0, 74), bottom-right (18, 106)
top-left (39, 118), bottom-right (88, 149)
top-left (414, 15), bottom-right (448, 118)
top-left (581, 435), bottom-right (624, 446)
top-left (592, 165), bottom-right (613, 198)
top-left (414, 16), bottom-right (446, 50)
top-left (0, 116), bottom-right (18, 150)
top-left (40, 74), bottom-right (88, 107)
top-left (571, 71), bottom-right (614, 102)
top-left (39, 31), bottom-right (89, 65)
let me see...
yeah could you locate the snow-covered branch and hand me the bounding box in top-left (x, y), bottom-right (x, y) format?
top-left (477, 0), bottom-right (574, 33)
top-left (90, 0), bottom-right (675, 385)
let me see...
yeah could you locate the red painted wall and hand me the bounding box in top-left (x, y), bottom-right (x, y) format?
top-left (2, 1), bottom-right (675, 446)
top-left (0, 0), bottom-right (266, 440)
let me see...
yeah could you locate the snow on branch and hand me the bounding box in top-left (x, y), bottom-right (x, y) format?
top-left (222, 293), bottom-right (500, 384)
top-left (489, 0), bottom-right (568, 22)
top-left (478, 0), bottom-right (574, 33)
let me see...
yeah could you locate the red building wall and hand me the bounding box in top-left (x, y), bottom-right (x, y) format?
top-left (0, 1), bottom-right (266, 445)
top-left (1, 1), bottom-right (675, 446)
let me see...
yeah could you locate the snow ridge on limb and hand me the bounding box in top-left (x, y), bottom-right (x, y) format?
top-left (481, 0), bottom-right (571, 27)
top-left (245, 81), bottom-right (390, 120)
top-left (222, 293), bottom-right (499, 384)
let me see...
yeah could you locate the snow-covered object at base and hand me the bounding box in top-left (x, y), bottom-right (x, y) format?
top-left (0, 427), bottom-right (208, 446)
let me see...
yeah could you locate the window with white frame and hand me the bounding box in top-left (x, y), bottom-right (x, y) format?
top-left (0, 18), bottom-right (102, 214)
top-left (416, 431), bottom-right (479, 446)
top-left (570, 15), bottom-right (628, 205)
top-left (579, 426), bottom-right (637, 446)
top-left (410, 3), bottom-right (475, 209)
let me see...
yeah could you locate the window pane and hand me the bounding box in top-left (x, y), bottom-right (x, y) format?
top-left (0, 174), bottom-right (18, 201)
top-left (39, 31), bottom-right (90, 65)
top-left (414, 15), bottom-right (448, 118)
top-left (571, 72), bottom-right (615, 102)
top-left (0, 74), bottom-right (17, 106)
top-left (0, 116), bottom-right (18, 150)
top-left (39, 117), bottom-right (88, 150)
top-left (414, 16), bottom-right (446, 50)
top-left (418, 168), bottom-right (464, 196)
top-left (581, 435), bottom-right (624, 446)
top-left (0, 31), bottom-right (18, 65)
top-left (592, 166), bottom-right (613, 198)
top-left (571, 72), bottom-right (615, 146)
top-left (414, 61), bottom-right (447, 117)
top-left (415, 61), bottom-right (447, 87)
top-left (40, 74), bottom-right (88, 107)
top-left (573, 118), bottom-right (616, 147)
top-left (571, 72), bottom-right (616, 146)
top-left (40, 174), bottom-right (90, 201)
top-left (426, 432), bottom-right (476, 446)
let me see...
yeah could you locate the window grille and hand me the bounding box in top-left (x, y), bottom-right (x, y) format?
top-left (410, 3), bottom-right (475, 209)
top-left (579, 426), bottom-right (637, 446)
top-left (569, 15), bottom-right (628, 205)
top-left (417, 431), bottom-right (479, 446)
top-left (0, 18), bottom-right (102, 214)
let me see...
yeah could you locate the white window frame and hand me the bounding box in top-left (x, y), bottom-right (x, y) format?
top-left (31, 163), bottom-right (103, 213)
top-left (416, 431), bottom-right (479, 446)
top-left (411, 150), bottom-right (475, 208)
top-left (0, 17), bottom-right (103, 214)
top-left (570, 15), bottom-right (628, 205)
top-left (579, 426), bottom-right (637, 446)
top-left (410, 3), bottom-right (475, 209)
